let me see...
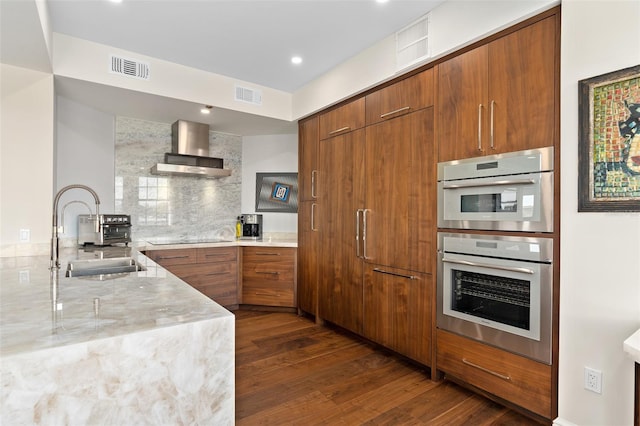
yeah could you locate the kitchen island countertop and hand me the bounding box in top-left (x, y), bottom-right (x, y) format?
top-left (0, 246), bottom-right (234, 425)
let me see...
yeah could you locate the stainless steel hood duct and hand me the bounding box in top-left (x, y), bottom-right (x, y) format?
top-left (150, 120), bottom-right (232, 178)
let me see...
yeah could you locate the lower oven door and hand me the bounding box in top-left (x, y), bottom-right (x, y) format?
top-left (437, 233), bottom-right (553, 364)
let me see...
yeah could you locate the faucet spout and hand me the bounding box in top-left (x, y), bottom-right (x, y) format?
top-left (51, 184), bottom-right (101, 269)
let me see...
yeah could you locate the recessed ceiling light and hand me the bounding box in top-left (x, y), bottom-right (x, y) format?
top-left (201, 105), bottom-right (212, 114)
top-left (291, 56), bottom-right (303, 65)
top-left (376, 0), bottom-right (389, 3)
top-left (109, 0), bottom-right (123, 3)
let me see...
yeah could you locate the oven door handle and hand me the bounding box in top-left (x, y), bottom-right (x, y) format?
top-left (442, 258), bottom-right (535, 275)
top-left (442, 178), bottom-right (536, 189)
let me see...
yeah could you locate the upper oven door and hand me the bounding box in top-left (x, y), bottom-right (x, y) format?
top-left (437, 147), bottom-right (554, 233)
top-left (437, 171), bottom-right (553, 232)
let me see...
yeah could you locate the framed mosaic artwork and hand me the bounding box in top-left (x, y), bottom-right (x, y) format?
top-left (255, 172), bottom-right (298, 213)
top-left (578, 65), bottom-right (640, 212)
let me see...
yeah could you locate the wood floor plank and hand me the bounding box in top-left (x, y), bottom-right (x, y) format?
top-left (235, 310), bottom-right (543, 425)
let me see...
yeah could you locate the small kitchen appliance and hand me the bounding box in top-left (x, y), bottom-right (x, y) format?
top-left (437, 146), bottom-right (554, 233)
top-left (78, 214), bottom-right (132, 246)
top-left (240, 214), bottom-right (262, 240)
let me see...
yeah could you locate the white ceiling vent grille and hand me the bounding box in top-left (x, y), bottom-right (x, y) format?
top-left (235, 85), bottom-right (262, 105)
top-left (396, 13), bottom-right (431, 72)
top-left (109, 55), bottom-right (150, 80)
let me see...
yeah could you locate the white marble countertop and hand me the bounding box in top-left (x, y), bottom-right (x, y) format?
top-left (624, 328), bottom-right (640, 364)
top-left (0, 246), bottom-right (233, 357)
top-left (135, 236), bottom-right (298, 250)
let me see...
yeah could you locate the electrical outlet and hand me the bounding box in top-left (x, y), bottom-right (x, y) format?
top-left (19, 229), bottom-right (30, 242)
top-left (584, 367), bottom-right (602, 394)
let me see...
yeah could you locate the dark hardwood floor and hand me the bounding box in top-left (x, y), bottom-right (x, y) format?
top-left (234, 310), bottom-right (542, 425)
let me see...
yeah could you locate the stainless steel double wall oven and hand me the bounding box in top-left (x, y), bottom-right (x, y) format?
top-left (436, 147), bottom-right (554, 364)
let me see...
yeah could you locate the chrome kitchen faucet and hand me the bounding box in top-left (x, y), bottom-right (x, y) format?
top-left (50, 184), bottom-right (100, 269)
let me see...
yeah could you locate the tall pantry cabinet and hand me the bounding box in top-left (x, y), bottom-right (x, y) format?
top-left (299, 70), bottom-right (436, 366)
top-left (297, 116), bottom-right (320, 316)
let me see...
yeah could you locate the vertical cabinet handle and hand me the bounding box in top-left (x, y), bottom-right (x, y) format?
top-left (490, 100), bottom-right (495, 150)
top-left (311, 203), bottom-right (318, 231)
top-left (311, 170), bottom-right (317, 199)
top-left (363, 209), bottom-right (371, 260)
top-left (355, 209), bottom-right (362, 258)
top-left (477, 104), bottom-right (484, 152)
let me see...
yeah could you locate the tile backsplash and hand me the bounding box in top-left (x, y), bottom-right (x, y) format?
top-left (115, 117), bottom-right (242, 242)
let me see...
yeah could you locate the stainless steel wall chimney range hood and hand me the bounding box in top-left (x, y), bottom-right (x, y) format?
top-left (150, 120), bottom-right (232, 178)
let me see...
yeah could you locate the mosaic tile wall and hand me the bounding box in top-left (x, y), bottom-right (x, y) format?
top-left (114, 117), bottom-right (242, 241)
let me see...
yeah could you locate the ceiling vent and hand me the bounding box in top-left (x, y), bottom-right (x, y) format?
top-left (396, 13), bottom-right (431, 72)
top-left (109, 55), bottom-right (150, 80)
top-left (235, 85), bottom-right (262, 105)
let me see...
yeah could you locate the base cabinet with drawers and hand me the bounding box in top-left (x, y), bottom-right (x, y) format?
top-left (436, 329), bottom-right (552, 419)
top-left (146, 247), bottom-right (239, 308)
top-left (241, 247), bottom-right (297, 308)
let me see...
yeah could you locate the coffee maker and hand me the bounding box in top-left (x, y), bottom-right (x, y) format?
top-left (240, 214), bottom-right (263, 240)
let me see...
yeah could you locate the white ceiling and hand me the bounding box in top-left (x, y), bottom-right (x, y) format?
top-left (1, 0), bottom-right (445, 135)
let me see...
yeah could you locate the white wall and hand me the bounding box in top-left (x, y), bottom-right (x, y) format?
top-left (241, 134), bottom-right (298, 235)
top-left (0, 64), bottom-right (54, 256)
top-left (558, 1), bottom-right (640, 425)
top-left (53, 34), bottom-right (293, 122)
top-left (292, 0), bottom-right (557, 119)
top-left (55, 96), bottom-right (115, 242)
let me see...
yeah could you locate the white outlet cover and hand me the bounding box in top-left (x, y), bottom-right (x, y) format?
top-left (19, 229), bottom-right (30, 242)
top-left (584, 367), bottom-right (602, 394)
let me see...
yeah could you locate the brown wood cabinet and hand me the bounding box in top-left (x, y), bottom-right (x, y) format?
top-left (317, 128), bottom-right (365, 334)
top-left (318, 97), bottom-right (365, 140)
top-left (146, 247), bottom-right (239, 307)
top-left (437, 15), bottom-right (557, 162)
top-left (365, 68), bottom-right (433, 125)
top-left (242, 246), bottom-right (296, 307)
top-left (298, 116), bottom-right (319, 202)
top-left (436, 329), bottom-right (552, 419)
top-left (364, 107), bottom-right (434, 273)
top-left (297, 200), bottom-right (319, 315)
top-left (363, 265), bottom-right (432, 365)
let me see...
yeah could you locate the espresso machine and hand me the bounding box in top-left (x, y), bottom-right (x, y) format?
top-left (240, 214), bottom-right (263, 240)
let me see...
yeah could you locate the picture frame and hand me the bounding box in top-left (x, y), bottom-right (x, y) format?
top-left (578, 65), bottom-right (640, 212)
top-left (255, 172), bottom-right (298, 213)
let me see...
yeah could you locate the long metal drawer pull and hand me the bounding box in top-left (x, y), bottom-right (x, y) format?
top-left (462, 358), bottom-right (511, 381)
top-left (311, 170), bottom-right (318, 199)
top-left (257, 271), bottom-right (280, 275)
top-left (442, 178), bottom-right (536, 190)
top-left (328, 126), bottom-right (350, 135)
top-left (373, 268), bottom-right (418, 280)
top-left (159, 255), bottom-right (190, 260)
top-left (490, 100), bottom-right (496, 150)
top-left (255, 252), bottom-right (280, 256)
top-left (205, 272), bottom-right (227, 277)
top-left (380, 106), bottom-right (410, 119)
top-left (442, 258), bottom-right (534, 275)
top-left (478, 104), bottom-right (483, 151)
top-left (311, 203), bottom-right (318, 231)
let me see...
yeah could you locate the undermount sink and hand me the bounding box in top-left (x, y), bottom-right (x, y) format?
top-left (66, 257), bottom-right (146, 278)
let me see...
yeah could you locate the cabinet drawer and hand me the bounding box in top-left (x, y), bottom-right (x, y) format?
top-left (196, 246), bottom-right (237, 263)
top-left (436, 329), bottom-right (551, 418)
top-left (365, 68), bottom-right (434, 125)
top-left (146, 248), bottom-right (197, 266)
top-left (319, 97), bottom-right (365, 139)
top-left (242, 280), bottom-right (295, 307)
top-left (169, 262), bottom-right (238, 306)
top-left (242, 247), bottom-right (296, 263)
